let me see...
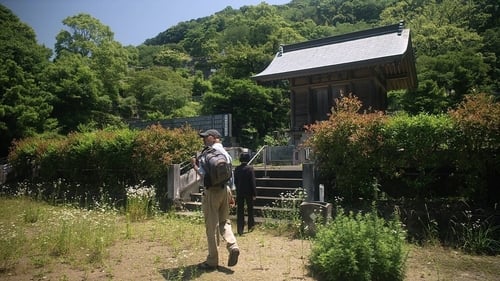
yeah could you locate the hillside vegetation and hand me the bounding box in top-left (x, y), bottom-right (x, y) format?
top-left (1, 0), bottom-right (499, 155)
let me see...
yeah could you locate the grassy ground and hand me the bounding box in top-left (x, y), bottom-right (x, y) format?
top-left (0, 197), bottom-right (498, 281)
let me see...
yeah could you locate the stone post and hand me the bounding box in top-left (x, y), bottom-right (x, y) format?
top-left (302, 162), bottom-right (316, 202)
top-left (167, 164), bottom-right (180, 200)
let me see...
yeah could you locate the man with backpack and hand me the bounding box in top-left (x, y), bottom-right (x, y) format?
top-left (191, 129), bottom-right (239, 270)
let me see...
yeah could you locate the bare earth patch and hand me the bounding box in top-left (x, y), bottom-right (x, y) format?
top-left (405, 244), bottom-right (499, 281)
top-left (1, 227), bottom-right (499, 281)
top-left (2, 230), bottom-right (315, 281)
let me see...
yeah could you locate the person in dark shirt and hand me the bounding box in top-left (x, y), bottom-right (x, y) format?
top-left (233, 152), bottom-right (257, 235)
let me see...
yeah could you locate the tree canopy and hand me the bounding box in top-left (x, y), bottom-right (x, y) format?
top-left (0, 6), bottom-right (54, 156)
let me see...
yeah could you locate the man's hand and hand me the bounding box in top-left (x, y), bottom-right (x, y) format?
top-left (228, 189), bottom-right (236, 207)
top-left (191, 157), bottom-right (200, 175)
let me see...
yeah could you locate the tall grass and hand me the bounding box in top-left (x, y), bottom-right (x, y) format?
top-left (0, 197), bottom-right (119, 270)
top-left (418, 203), bottom-right (440, 245)
top-left (0, 220), bottom-right (26, 270)
top-left (451, 207), bottom-right (500, 255)
top-left (0, 175), bottom-right (208, 272)
top-left (125, 181), bottom-right (157, 222)
top-left (261, 189), bottom-right (306, 235)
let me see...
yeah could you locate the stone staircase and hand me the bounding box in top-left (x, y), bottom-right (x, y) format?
top-left (181, 165), bottom-right (304, 218)
top-left (253, 166), bottom-right (303, 217)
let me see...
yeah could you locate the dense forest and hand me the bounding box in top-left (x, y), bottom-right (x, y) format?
top-left (1, 0), bottom-right (499, 156)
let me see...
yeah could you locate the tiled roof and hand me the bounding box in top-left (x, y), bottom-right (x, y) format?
top-left (253, 23), bottom-right (416, 90)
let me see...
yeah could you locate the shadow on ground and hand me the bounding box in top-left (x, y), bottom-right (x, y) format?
top-left (159, 263), bottom-right (234, 280)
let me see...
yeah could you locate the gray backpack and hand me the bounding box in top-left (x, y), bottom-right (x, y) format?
top-left (201, 147), bottom-right (232, 188)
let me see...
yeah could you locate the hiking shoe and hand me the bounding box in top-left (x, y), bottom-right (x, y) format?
top-left (228, 248), bottom-right (240, 267)
top-left (198, 262), bottom-right (217, 271)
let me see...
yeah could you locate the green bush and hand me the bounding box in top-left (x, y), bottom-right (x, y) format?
top-left (305, 95), bottom-right (386, 202)
top-left (306, 94), bottom-right (499, 202)
top-left (449, 93), bottom-right (500, 201)
top-left (309, 207), bottom-right (407, 281)
top-left (133, 124), bottom-right (201, 183)
top-left (7, 125), bottom-right (201, 204)
top-left (379, 112), bottom-right (457, 198)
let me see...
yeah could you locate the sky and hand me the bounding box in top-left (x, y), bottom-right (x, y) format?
top-left (1, 0), bottom-right (290, 49)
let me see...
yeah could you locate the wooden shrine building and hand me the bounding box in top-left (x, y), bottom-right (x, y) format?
top-left (253, 22), bottom-right (417, 147)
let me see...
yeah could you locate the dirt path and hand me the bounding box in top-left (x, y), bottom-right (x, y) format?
top-left (2, 230), bottom-right (499, 281)
top-left (2, 231), bottom-right (315, 281)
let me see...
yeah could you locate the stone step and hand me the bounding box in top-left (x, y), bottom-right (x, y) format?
top-left (256, 177), bottom-right (302, 188)
top-left (182, 201), bottom-right (202, 211)
top-left (254, 195), bottom-right (303, 207)
top-left (188, 192), bottom-right (303, 207)
top-left (254, 169), bottom-right (302, 179)
top-left (255, 186), bottom-right (303, 198)
top-left (189, 187), bottom-right (303, 202)
top-left (182, 197), bottom-right (302, 217)
top-left (179, 165), bottom-right (304, 219)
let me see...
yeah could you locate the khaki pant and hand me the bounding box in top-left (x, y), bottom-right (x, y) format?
top-left (202, 186), bottom-right (238, 266)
